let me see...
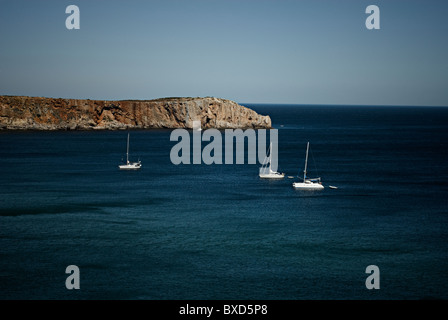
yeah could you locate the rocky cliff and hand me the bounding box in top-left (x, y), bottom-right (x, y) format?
top-left (0, 95), bottom-right (271, 130)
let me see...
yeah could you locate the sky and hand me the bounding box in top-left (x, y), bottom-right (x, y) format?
top-left (0, 0), bottom-right (447, 106)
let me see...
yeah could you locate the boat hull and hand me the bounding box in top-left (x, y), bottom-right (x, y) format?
top-left (259, 173), bottom-right (285, 179)
top-left (119, 163), bottom-right (142, 170)
top-left (292, 182), bottom-right (324, 190)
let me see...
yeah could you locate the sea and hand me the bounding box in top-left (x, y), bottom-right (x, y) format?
top-left (1, 104), bottom-right (447, 300)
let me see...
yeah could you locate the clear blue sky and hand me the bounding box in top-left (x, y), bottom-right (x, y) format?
top-left (1, 0), bottom-right (447, 106)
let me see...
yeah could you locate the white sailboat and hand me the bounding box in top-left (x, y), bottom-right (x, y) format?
top-left (119, 133), bottom-right (142, 170)
top-left (292, 142), bottom-right (324, 190)
top-left (259, 143), bottom-right (285, 179)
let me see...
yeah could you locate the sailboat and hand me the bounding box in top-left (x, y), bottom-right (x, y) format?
top-left (259, 143), bottom-right (285, 179)
top-left (118, 133), bottom-right (142, 170)
top-left (292, 142), bottom-right (324, 190)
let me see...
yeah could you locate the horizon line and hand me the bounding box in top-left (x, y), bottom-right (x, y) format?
top-left (241, 102), bottom-right (448, 108)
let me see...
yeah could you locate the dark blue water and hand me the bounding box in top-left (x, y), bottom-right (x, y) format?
top-left (1, 105), bottom-right (447, 300)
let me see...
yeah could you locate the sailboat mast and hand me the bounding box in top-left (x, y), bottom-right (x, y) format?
top-left (268, 142), bottom-right (272, 172)
top-left (126, 133), bottom-right (130, 163)
top-left (303, 141), bottom-right (309, 182)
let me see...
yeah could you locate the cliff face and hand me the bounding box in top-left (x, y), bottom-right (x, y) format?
top-left (0, 96), bottom-right (271, 130)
